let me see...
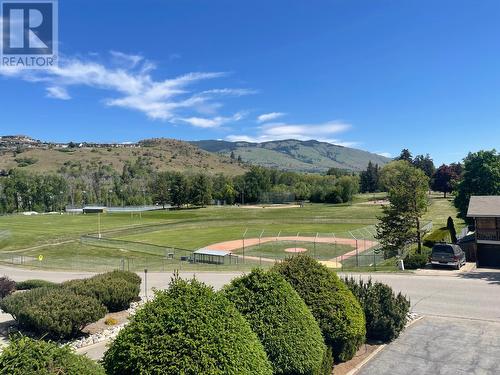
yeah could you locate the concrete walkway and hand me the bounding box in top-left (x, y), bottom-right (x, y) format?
top-left (358, 316), bottom-right (500, 375)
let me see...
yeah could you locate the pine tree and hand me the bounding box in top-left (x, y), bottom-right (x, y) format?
top-left (376, 205), bottom-right (415, 258)
top-left (397, 149), bottom-right (413, 162)
top-left (447, 216), bottom-right (458, 244)
top-left (360, 161), bottom-right (380, 193)
top-left (377, 161), bottom-right (430, 254)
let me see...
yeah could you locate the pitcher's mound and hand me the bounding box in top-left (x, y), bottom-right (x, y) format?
top-left (284, 247), bottom-right (308, 253)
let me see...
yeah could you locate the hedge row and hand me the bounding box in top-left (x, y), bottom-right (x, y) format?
top-left (15, 279), bottom-right (59, 290)
top-left (1, 258), bottom-right (410, 373)
top-left (103, 258), bottom-right (382, 374)
top-left (0, 271), bottom-right (141, 338)
top-left (344, 277), bottom-right (410, 342)
top-left (0, 287), bottom-right (106, 338)
top-left (223, 268), bottom-right (328, 375)
top-left (63, 271), bottom-right (140, 312)
top-left (273, 255), bottom-right (366, 362)
top-left (403, 252), bottom-right (429, 270)
top-left (103, 277), bottom-right (273, 375)
top-left (0, 336), bottom-right (105, 374)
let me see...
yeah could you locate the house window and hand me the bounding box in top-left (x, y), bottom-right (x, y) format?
top-left (477, 218), bottom-right (496, 230)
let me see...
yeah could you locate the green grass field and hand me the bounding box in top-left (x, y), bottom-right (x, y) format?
top-left (0, 193), bottom-right (463, 272)
top-left (240, 240), bottom-right (354, 261)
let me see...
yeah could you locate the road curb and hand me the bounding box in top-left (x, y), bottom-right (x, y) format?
top-left (346, 315), bottom-right (425, 375)
top-left (345, 344), bottom-right (386, 375)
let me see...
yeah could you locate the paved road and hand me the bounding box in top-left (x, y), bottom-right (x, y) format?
top-left (352, 269), bottom-right (500, 375)
top-left (0, 265), bottom-right (239, 295)
top-left (3, 265), bottom-right (500, 321)
top-left (348, 270), bottom-right (500, 322)
top-left (358, 316), bottom-right (500, 375)
top-left (1, 265), bottom-right (500, 362)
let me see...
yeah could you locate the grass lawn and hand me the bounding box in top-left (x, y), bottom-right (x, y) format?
top-left (239, 240), bottom-right (354, 261)
top-left (423, 193), bottom-right (465, 229)
top-left (0, 200), bottom-right (383, 251)
top-left (0, 193), bottom-right (462, 272)
top-left (0, 240), bottom-right (265, 272)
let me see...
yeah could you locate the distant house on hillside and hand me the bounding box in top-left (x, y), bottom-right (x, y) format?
top-left (467, 196), bottom-right (500, 268)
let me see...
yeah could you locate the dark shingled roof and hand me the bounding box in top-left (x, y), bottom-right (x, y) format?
top-left (467, 196), bottom-right (500, 217)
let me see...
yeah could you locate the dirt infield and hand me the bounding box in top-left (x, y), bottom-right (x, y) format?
top-left (205, 236), bottom-right (376, 252)
top-left (204, 236), bottom-right (378, 267)
top-left (242, 204), bottom-right (301, 209)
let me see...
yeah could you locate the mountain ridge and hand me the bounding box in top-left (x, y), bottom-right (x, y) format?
top-left (0, 136), bottom-right (390, 174)
top-left (190, 139), bottom-right (390, 173)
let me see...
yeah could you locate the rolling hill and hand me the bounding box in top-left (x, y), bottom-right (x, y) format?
top-left (0, 138), bottom-right (247, 176)
top-left (0, 136), bottom-right (390, 175)
top-left (190, 139), bottom-right (390, 172)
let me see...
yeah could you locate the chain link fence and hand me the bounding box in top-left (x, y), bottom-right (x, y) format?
top-left (0, 223), bottom-right (429, 272)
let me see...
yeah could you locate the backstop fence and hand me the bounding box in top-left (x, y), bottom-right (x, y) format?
top-left (0, 222), bottom-right (430, 273)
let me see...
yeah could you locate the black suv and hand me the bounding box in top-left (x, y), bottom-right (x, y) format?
top-left (430, 243), bottom-right (466, 270)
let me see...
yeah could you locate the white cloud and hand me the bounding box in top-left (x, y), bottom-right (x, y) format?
top-left (376, 152), bottom-right (392, 158)
top-left (200, 88), bottom-right (258, 97)
top-left (226, 120), bottom-right (358, 146)
top-left (174, 112), bottom-right (245, 128)
top-left (110, 51), bottom-right (144, 68)
top-left (257, 112), bottom-right (285, 123)
top-left (0, 52), bottom-right (253, 124)
top-left (46, 86), bottom-right (71, 100)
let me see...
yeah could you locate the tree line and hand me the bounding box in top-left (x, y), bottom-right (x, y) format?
top-left (359, 148), bottom-right (463, 198)
top-left (2, 147), bottom-right (497, 221)
top-left (0, 161), bottom-right (360, 213)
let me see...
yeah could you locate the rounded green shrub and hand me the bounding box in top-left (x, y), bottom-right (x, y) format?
top-left (273, 255), bottom-right (366, 362)
top-left (223, 269), bottom-right (328, 375)
top-left (0, 336), bottom-right (105, 375)
top-left (103, 277), bottom-right (273, 375)
top-left (0, 287), bottom-right (106, 338)
top-left (15, 279), bottom-right (58, 290)
top-left (403, 253), bottom-right (428, 269)
top-left (63, 272), bottom-right (140, 312)
top-left (104, 270), bottom-right (142, 287)
top-left (319, 347), bottom-right (334, 375)
top-left (0, 287), bottom-right (50, 319)
top-left (344, 277), bottom-right (410, 342)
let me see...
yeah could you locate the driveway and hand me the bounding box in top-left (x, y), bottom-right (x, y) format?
top-left (357, 316), bottom-right (500, 375)
top-left (356, 268), bottom-right (500, 375)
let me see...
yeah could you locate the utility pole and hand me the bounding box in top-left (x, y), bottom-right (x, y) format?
top-left (242, 228), bottom-right (248, 263)
top-left (144, 269), bottom-right (148, 301)
top-left (98, 213), bottom-right (101, 239)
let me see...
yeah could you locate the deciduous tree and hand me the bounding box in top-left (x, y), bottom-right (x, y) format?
top-left (454, 150), bottom-right (500, 219)
top-left (377, 161), bottom-right (430, 254)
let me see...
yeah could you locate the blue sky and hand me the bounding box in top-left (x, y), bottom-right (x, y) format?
top-left (1, 0), bottom-right (500, 164)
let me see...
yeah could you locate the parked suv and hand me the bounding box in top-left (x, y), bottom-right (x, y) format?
top-left (430, 243), bottom-right (466, 270)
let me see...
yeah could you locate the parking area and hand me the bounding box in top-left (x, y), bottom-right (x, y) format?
top-left (413, 261), bottom-right (477, 276)
top-left (358, 316), bottom-right (500, 375)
